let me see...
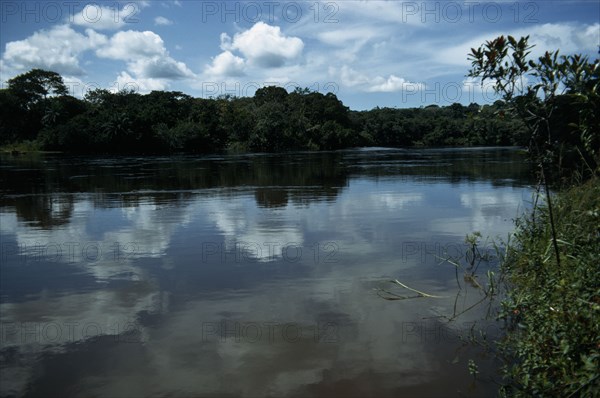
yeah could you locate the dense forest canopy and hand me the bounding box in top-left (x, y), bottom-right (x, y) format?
top-left (0, 68), bottom-right (530, 153)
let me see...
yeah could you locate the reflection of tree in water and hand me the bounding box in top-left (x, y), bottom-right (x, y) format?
top-left (250, 154), bottom-right (348, 208)
top-left (0, 155), bottom-right (75, 229)
top-left (254, 188), bottom-right (289, 208)
top-left (10, 194), bottom-right (74, 229)
top-left (344, 148), bottom-right (531, 186)
top-left (0, 152), bottom-right (351, 226)
top-left (0, 149), bottom-right (531, 228)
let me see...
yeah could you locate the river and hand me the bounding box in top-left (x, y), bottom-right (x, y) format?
top-left (0, 147), bottom-right (533, 397)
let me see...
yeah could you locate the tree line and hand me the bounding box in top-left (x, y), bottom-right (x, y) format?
top-left (1, 68), bottom-right (531, 154)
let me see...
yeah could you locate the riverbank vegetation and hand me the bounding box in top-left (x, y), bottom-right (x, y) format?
top-left (467, 35), bottom-right (599, 396)
top-left (0, 69), bottom-right (530, 154)
top-left (499, 176), bottom-right (599, 396)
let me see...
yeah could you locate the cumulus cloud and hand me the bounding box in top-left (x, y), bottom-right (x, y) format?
top-left (129, 57), bottom-right (194, 79)
top-left (154, 16), bottom-right (173, 26)
top-left (1, 25), bottom-right (107, 76)
top-left (113, 66), bottom-right (191, 95)
top-left (338, 66), bottom-right (370, 87)
top-left (338, 66), bottom-right (424, 93)
top-left (368, 75), bottom-right (425, 93)
top-left (222, 22), bottom-right (304, 68)
top-left (95, 30), bottom-right (194, 86)
top-left (96, 30), bottom-right (166, 60)
top-left (72, 3), bottom-right (136, 31)
top-left (219, 32), bottom-right (232, 50)
top-left (1, 23), bottom-right (196, 93)
top-left (205, 51), bottom-right (246, 77)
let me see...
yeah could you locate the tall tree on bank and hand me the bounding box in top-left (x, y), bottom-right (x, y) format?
top-left (468, 35), bottom-right (599, 181)
top-left (7, 69), bottom-right (68, 107)
top-left (1, 69), bottom-right (71, 143)
top-left (468, 35), bottom-right (599, 280)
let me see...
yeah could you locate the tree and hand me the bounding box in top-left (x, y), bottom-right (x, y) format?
top-left (7, 69), bottom-right (68, 107)
top-left (0, 89), bottom-right (27, 143)
top-left (3, 69), bottom-right (70, 142)
top-left (254, 86), bottom-right (288, 106)
top-left (468, 35), bottom-right (599, 179)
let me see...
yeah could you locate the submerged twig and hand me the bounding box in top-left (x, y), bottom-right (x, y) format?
top-left (376, 279), bottom-right (450, 301)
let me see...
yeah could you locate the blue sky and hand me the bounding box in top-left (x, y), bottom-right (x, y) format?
top-left (1, 0), bottom-right (598, 110)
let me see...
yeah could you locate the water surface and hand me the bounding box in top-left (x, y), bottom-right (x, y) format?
top-left (0, 148), bottom-right (532, 397)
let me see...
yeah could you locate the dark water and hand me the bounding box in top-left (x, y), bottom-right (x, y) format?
top-left (0, 148), bottom-right (532, 397)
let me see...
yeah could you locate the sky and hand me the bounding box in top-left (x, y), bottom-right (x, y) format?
top-left (0, 0), bottom-right (598, 110)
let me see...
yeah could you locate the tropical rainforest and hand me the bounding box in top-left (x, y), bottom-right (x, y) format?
top-left (1, 68), bottom-right (530, 154)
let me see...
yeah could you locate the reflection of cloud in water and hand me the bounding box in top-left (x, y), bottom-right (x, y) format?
top-left (107, 202), bottom-right (192, 258)
top-left (20, 282), bottom-right (448, 398)
top-left (432, 188), bottom-right (525, 237)
top-left (296, 187), bottom-right (426, 261)
top-left (0, 177), bottom-right (529, 397)
top-left (204, 189), bottom-right (422, 263)
top-left (0, 284), bottom-right (166, 396)
top-left (1, 198), bottom-right (202, 281)
top-left (375, 192), bottom-right (424, 210)
top-left (208, 199), bottom-right (304, 261)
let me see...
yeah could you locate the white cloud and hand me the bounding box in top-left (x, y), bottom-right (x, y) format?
top-left (1, 25), bottom-right (107, 76)
top-left (526, 22), bottom-right (599, 54)
top-left (337, 66), bottom-right (424, 93)
top-left (317, 27), bottom-right (385, 47)
top-left (72, 4), bottom-right (131, 31)
top-left (338, 65), bottom-right (371, 87)
top-left (129, 57), bottom-right (194, 79)
top-left (436, 22), bottom-right (600, 68)
top-left (161, 0), bottom-right (182, 7)
top-left (314, 22), bottom-right (397, 62)
top-left (154, 16), bottom-right (173, 26)
top-left (224, 22), bottom-right (304, 68)
top-left (461, 76), bottom-right (501, 101)
top-left (1, 24), bottom-right (195, 93)
top-left (96, 30), bottom-right (195, 85)
top-left (205, 51), bottom-right (246, 77)
top-left (96, 30), bottom-right (166, 60)
top-left (368, 75), bottom-right (425, 93)
top-left (115, 71), bottom-right (167, 93)
top-left (219, 32), bottom-right (232, 51)
top-left (333, 0), bottom-right (423, 26)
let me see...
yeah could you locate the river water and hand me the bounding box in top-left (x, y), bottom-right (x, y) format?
top-left (0, 148), bottom-right (533, 397)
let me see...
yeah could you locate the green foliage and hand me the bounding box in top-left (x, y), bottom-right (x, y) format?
top-left (0, 139), bottom-right (42, 153)
top-left (7, 68), bottom-right (68, 106)
top-left (466, 35), bottom-right (599, 396)
top-left (0, 69), bottom-right (534, 154)
top-left (352, 102), bottom-right (527, 148)
top-left (0, 89), bottom-right (28, 143)
top-left (3, 70), bottom-right (71, 143)
top-left (498, 178), bottom-right (600, 397)
top-left (468, 35), bottom-right (600, 181)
